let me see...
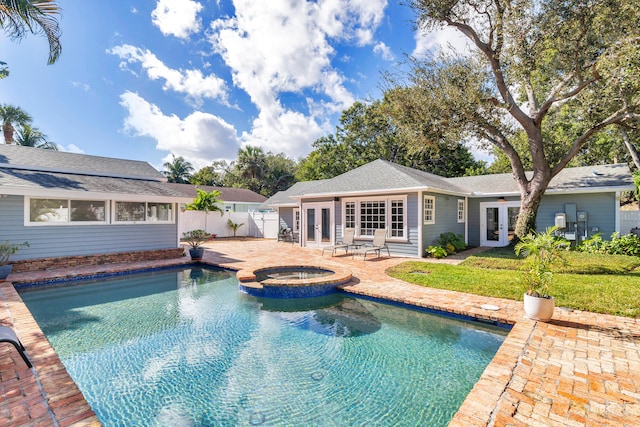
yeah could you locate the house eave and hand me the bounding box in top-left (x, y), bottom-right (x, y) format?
top-left (295, 186), bottom-right (471, 200)
top-left (0, 186), bottom-right (191, 203)
top-left (469, 184), bottom-right (634, 197)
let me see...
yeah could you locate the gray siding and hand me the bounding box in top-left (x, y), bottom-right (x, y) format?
top-left (467, 193), bottom-right (617, 246)
top-left (278, 207), bottom-right (294, 230)
top-left (0, 196), bottom-right (178, 261)
top-left (538, 193), bottom-right (617, 240)
top-left (422, 193), bottom-right (466, 251)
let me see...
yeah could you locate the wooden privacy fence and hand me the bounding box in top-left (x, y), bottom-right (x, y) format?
top-left (179, 210), bottom-right (279, 239)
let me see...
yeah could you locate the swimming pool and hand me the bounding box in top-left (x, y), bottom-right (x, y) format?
top-left (19, 266), bottom-right (508, 426)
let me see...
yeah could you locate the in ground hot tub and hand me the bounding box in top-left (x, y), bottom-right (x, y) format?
top-left (237, 265), bottom-right (352, 298)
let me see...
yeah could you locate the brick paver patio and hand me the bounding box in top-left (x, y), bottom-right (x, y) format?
top-left (1, 238), bottom-right (639, 426)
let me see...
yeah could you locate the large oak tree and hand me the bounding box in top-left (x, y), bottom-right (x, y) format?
top-left (387, 0), bottom-right (640, 238)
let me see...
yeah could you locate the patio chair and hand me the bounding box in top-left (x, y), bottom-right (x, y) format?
top-left (352, 228), bottom-right (390, 260)
top-left (0, 326), bottom-right (32, 368)
top-left (322, 228), bottom-right (355, 256)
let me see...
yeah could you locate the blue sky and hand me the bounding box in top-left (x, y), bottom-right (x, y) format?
top-left (1, 0), bottom-right (470, 171)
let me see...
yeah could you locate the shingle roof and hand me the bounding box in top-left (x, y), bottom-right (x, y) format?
top-left (267, 160), bottom-right (634, 204)
top-left (0, 145), bottom-right (186, 199)
top-left (448, 163), bottom-right (634, 195)
top-left (263, 180), bottom-right (330, 207)
top-left (166, 183), bottom-right (267, 203)
top-left (300, 159), bottom-right (469, 196)
top-left (0, 144), bottom-right (164, 181)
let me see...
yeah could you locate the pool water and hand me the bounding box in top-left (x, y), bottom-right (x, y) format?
top-left (20, 267), bottom-right (507, 427)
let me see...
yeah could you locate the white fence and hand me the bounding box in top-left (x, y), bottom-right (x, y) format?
top-left (179, 210), bottom-right (279, 239)
top-left (620, 210), bottom-right (640, 235)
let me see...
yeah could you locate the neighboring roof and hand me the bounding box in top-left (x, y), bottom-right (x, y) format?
top-left (298, 159), bottom-right (470, 197)
top-left (0, 144), bottom-right (164, 181)
top-left (166, 183), bottom-right (267, 203)
top-left (449, 163), bottom-right (635, 195)
top-left (267, 160), bottom-right (634, 205)
top-left (0, 145), bottom-right (186, 200)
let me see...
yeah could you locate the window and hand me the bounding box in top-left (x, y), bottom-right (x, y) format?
top-left (391, 199), bottom-right (404, 238)
top-left (457, 199), bottom-right (465, 223)
top-left (114, 201), bottom-right (173, 223)
top-left (360, 200), bottom-right (386, 236)
top-left (423, 196), bottom-right (435, 224)
top-left (343, 196), bottom-right (406, 239)
top-left (293, 208), bottom-right (300, 232)
top-left (29, 198), bottom-right (107, 223)
top-left (344, 202), bottom-right (356, 229)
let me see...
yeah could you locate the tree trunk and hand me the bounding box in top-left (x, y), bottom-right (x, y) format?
top-left (621, 128), bottom-right (640, 169)
top-left (514, 176), bottom-right (549, 241)
top-left (3, 122), bottom-right (13, 144)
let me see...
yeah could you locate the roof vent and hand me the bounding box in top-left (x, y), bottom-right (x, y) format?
top-left (592, 170), bottom-right (603, 176)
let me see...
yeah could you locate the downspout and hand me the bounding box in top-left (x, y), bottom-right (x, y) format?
top-left (464, 196), bottom-right (469, 245)
top-left (418, 191), bottom-right (424, 258)
top-left (615, 191), bottom-right (621, 233)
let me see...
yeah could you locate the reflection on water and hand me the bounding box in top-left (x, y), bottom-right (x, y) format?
top-left (254, 294), bottom-right (382, 337)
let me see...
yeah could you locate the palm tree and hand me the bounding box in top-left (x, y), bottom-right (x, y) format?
top-left (163, 155), bottom-right (194, 183)
top-left (15, 124), bottom-right (58, 149)
top-left (0, 104), bottom-right (32, 144)
top-left (0, 0), bottom-right (63, 66)
top-left (237, 146), bottom-right (265, 181)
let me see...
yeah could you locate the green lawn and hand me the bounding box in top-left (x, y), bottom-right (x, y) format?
top-left (386, 248), bottom-right (640, 318)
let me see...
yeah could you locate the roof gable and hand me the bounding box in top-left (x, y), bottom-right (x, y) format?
top-left (301, 159), bottom-right (469, 196)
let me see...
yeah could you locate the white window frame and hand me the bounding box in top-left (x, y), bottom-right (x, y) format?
top-left (112, 201), bottom-right (174, 224)
top-left (342, 195), bottom-right (407, 240)
top-left (292, 208), bottom-right (300, 233)
top-left (457, 199), bottom-right (465, 223)
top-left (423, 195), bottom-right (435, 225)
top-left (25, 197), bottom-right (109, 226)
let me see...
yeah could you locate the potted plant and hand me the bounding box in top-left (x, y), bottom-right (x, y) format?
top-left (0, 241), bottom-right (29, 280)
top-left (182, 230), bottom-right (212, 260)
top-left (514, 226), bottom-right (568, 321)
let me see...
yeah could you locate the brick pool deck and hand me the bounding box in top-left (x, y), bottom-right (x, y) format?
top-left (1, 238), bottom-right (639, 426)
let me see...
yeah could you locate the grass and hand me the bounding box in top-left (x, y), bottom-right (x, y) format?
top-left (386, 248), bottom-right (640, 318)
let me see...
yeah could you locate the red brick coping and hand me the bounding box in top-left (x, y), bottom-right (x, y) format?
top-left (10, 248), bottom-right (185, 273)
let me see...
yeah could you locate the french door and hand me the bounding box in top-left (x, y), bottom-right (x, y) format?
top-left (302, 203), bottom-right (333, 247)
top-left (480, 202), bottom-right (520, 247)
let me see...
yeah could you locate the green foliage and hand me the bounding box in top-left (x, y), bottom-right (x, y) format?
top-left (227, 219), bottom-right (244, 237)
top-left (182, 230), bottom-right (213, 249)
top-left (296, 100), bottom-right (484, 181)
top-left (577, 232), bottom-right (640, 257)
top-left (436, 232), bottom-right (466, 252)
top-left (425, 232), bottom-right (467, 258)
top-left (425, 245), bottom-right (449, 258)
top-left (515, 226), bottom-right (569, 297)
top-left (0, 241), bottom-right (29, 265)
top-left (163, 155), bottom-right (194, 183)
top-left (185, 189), bottom-right (224, 215)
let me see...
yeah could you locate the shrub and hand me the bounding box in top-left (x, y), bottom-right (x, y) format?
top-left (436, 232), bottom-right (466, 252)
top-left (426, 245), bottom-right (449, 258)
top-left (577, 232), bottom-right (640, 257)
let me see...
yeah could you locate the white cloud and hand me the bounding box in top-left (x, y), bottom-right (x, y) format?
top-left (71, 81), bottom-right (90, 92)
top-left (207, 0), bottom-right (387, 156)
top-left (61, 144), bottom-right (85, 154)
top-left (119, 91), bottom-right (241, 168)
top-left (151, 0), bottom-right (203, 39)
top-left (108, 44), bottom-right (228, 106)
top-left (412, 27), bottom-right (473, 58)
top-left (373, 41), bottom-right (394, 61)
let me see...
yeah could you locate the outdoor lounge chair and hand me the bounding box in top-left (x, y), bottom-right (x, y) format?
top-left (0, 326), bottom-right (32, 368)
top-left (352, 228), bottom-right (390, 260)
top-left (322, 228), bottom-right (356, 256)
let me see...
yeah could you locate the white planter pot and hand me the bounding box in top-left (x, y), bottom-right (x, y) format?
top-left (523, 293), bottom-right (555, 321)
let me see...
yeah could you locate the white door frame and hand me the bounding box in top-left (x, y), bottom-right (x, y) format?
top-left (480, 201), bottom-right (520, 247)
top-left (301, 202), bottom-right (334, 248)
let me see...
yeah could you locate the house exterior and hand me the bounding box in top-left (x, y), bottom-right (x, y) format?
top-left (0, 145), bottom-right (192, 261)
top-left (166, 183), bottom-right (267, 212)
top-left (264, 159), bottom-right (635, 257)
